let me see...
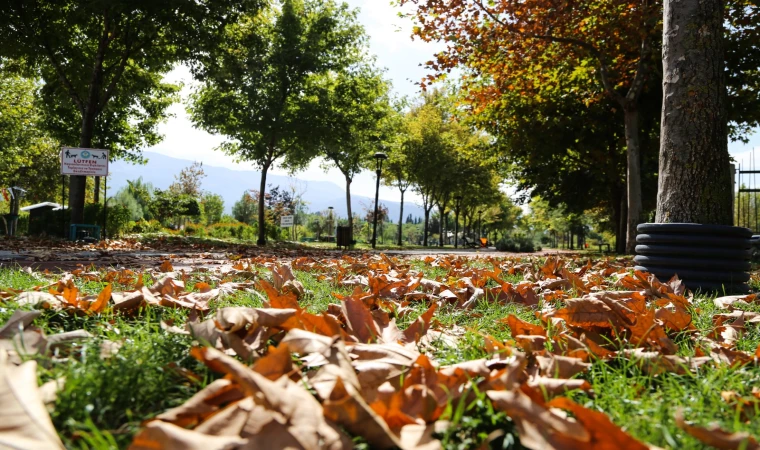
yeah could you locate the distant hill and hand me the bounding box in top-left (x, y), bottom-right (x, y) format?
top-left (108, 152), bottom-right (425, 222)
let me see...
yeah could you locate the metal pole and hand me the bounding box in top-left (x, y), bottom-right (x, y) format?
top-left (454, 207), bottom-right (460, 249)
top-left (372, 167), bottom-right (381, 249)
top-left (61, 175), bottom-right (66, 239)
top-left (103, 176), bottom-right (108, 240)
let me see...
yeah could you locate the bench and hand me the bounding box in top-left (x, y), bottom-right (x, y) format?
top-left (597, 242), bottom-right (611, 253)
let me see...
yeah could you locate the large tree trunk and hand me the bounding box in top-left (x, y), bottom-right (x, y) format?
top-left (656, 0), bottom-right (731, 224)
top-left (69, 109), bottom-right (97, 225)
top-left (345, 175), bottom-right (353, 241)
top-left (624, 106), bottom-right (642, 253)
top-left (397, 189), bottom-right (404, 246)
top-left (257, 161), bottom-right (270, 245)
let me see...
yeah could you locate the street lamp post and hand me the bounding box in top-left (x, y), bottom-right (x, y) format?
top-left (327, 206), bottom-right (334, 241)
top-left (454, 195), bottom-right (463, 249)
top-left (478, 209), bottom-right (483, 242)
top-left (372, 152), bottom-right (387, 249)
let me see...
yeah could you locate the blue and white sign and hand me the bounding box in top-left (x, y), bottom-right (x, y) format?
top-left (60, 147), bottom-right (109, 176)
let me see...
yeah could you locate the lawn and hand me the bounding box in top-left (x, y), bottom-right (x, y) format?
top-left (0, 251), bottom-right (758, 449)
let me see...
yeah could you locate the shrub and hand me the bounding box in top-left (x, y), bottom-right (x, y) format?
top-left (496, 235), bottom-right (536, 253)
top-left (129, 219), bottom-right (163, 234)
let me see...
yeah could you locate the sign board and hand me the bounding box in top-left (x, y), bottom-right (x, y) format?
top-left (61, 147), bottom-right (109, 176)
top-left (280, 215), bottom-right (294, 227)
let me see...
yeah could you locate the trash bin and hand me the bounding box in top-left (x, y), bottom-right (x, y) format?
top-left (336, 226), bottom-right (352, 249)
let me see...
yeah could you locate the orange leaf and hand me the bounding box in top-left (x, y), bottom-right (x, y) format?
top-left (89, 284), bottom-right (112, 313)
top-left (159, 260), bottom-right (174, 273)
top-left (546, 397), bottom-right (650, 449)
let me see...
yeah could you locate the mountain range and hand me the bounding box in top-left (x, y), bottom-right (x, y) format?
top-left (108, 152), bottom-right (425, 222)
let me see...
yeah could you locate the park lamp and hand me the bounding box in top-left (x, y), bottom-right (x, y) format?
top-left (372, 152), bottom-right (388, 249)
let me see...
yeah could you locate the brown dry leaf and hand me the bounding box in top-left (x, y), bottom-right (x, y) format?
top-left (546, 397), bottom-right (650, 449)
top-left (503, 314), bottom-right (546, 337)
top-left (15, 292), bottom-right (63, 309)
top-left (89, 283), bottom-right (112, 313)
top-left (401, 303), bottom-right (437, 344)
top-left (257, 279), bottom-right (300, 310)
top-left (535, 355), bottom-right (590, 379)
top-left (159, 259), bottom-right (174, 273)
top-left (0, 310), bottom-right (41, 338)
top-left (487, 388), bottom-right (590, 448)
top-left (398, 422), bottom-right (448, 450)
top-left (0, 349), bottom-right (65, 449)
top-left (324, 377), bottom-right (402, 449)
top-left (251, 342), bottom-right (294, 381)
top-left (129, 420), bottom-right (247, 450)
top-left (714, 294), bottom-right (757, 309)
top-left (156, 379), bottom-right (243, 428)
top-left (341, 293), bottom-right (380, 343)
top-left (675, 409), bottom-right (759, 450)
top-left (191, 347), bottom-right (350, 449)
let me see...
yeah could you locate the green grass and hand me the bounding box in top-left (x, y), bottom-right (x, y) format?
top-left (1, 257), bottom-right (759, 449)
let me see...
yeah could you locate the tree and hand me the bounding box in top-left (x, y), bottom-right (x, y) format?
top-left (189, 0), bottom-right (364, 245)
top-left (0, 65), bottom-right (60, 211)
top-left (403, 0), bottom-right (760, 251)
top-left (315, 64), bottom-right (391, 240)
top-left (169, 162), bottom-right (206, 198)
top-left (402, 0), bottom-right (660, 252)
top-left (383, 102), bottom-right (413, 246)
top-left (125, 178), bottom-right (154, 221)
top-left (404, 91), bottom-right (457, 246)
top-left (232, 192), bottom-right (257, 225)
top-left (201, 193), bottom-right (224, 225)
top-left (149, 189), bottom-right (200, 228)
top-left (656, 0), bottom-right (731, 223)
top-left (0, 0), bottom-right (259, 225)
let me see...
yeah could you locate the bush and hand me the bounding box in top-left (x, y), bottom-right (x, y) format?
top-left (207, 222), bottom-right (257, 241)
top-left (85, 203), bottom-right (131, 238)
top-left (496, 235), bottom-right (536, 253)
top-left (129, 219), bottom-right (163, 234)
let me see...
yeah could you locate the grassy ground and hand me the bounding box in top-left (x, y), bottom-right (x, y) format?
top-left (1, 255), bottom-right (759, 449)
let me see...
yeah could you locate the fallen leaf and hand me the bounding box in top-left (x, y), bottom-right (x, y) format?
top-left (675, 409), bottom-right (759, 449)
top-left (0, 349), bottom-right (65, 449)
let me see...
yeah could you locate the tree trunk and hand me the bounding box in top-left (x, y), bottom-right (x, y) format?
top-left (656, 0), bottom-right (731, 224)
top-left (69, 109), bottom-right (97, 225)
top-left (423, 208), bottom-right (430, 246)
top-left (438, 205), bottom-right (445, 247)
top-left (624, 106), bottom-right (642, 253)
top-left (345, 175), bottom-right (353, 242)
top-left (257, 161), bottom-right (270, 245)
top-left (615, 187), bottom-right (628, 254)
top-left (397, 189), bottom-right (404, 246)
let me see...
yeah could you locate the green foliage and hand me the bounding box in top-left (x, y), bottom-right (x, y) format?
top-left (111, 188), bottom-right (144, 221)
top-left (128, 219), bottom-right (163, 234)
top-left (149, 189), bottom-right (201, 227)
top-left (188, 0), bottom-right (367, 243)
top-left (232, 192), bottom-right (257, 225)
top-left (85, 203), bottom-right (131, 237)
top-left (0, 64), bottom-right (61, 205)
top-left (201, 193), bottom-right (225, 225)
top-left (207, 222), bottom-right (257, 240)
top-left (495, 235), bottom-right (536, 253)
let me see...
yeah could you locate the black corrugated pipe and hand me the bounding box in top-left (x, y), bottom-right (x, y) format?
top-left (634, 223), bottom-right (752, 294)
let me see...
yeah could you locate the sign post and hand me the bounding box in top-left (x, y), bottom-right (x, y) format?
top-left (61, 148), bottom-right (109, 240)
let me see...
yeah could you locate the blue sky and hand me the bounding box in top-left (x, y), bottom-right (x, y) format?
top-left (145, 0), bottom-right (760, 209)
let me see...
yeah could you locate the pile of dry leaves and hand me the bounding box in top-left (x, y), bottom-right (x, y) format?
top-left (1, 253), bottom-right (759, 449)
